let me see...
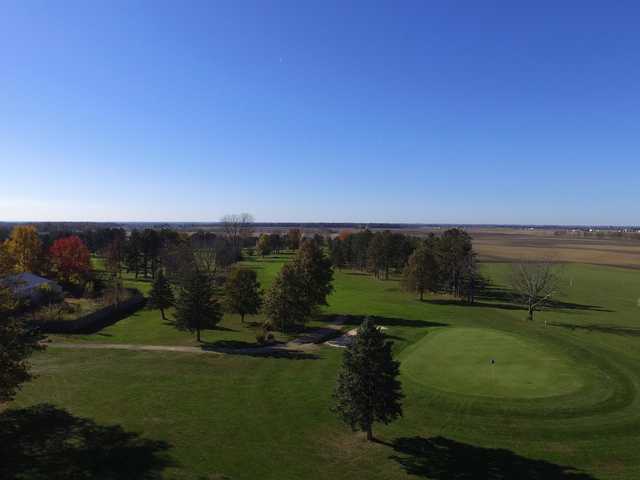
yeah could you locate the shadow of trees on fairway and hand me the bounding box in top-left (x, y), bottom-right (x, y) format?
top-left (426, 287), bottom-right (612, 315)
top-left (550, 322), bottom-right (640, 337)
top-left (0, 404), bottom-right (173, 479)
top-left (322, 314), bottom-right (448, 329)
top-left (389, 436), bottom-right (598, 480)
top-left (200, 341), bottom-right (320, 360)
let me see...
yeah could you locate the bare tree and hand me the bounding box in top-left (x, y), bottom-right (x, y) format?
top-left (509, 262), bottom-right (561, 321)
top-left (221, 213), bottom-right (254, 250)
top-left (190, 232), bottom-right (218, 277)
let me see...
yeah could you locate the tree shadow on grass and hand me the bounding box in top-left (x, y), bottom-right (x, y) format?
top-left (201, 339), bottom-right (259, 350)
top-left (550, 322), bottom-right (640, 337)
top-left (200, 341), bottom-right (320, 360)
top-left (321, 314), bottom-right (448, 329)
top-left (0, 403), bottom-right (173, 479)
top-left (426, 287), bottom-right (612, 314)
top-left (389, 436), bottom-right (598, 479)
top-left (235, 348), bottom-right (320, 360)
top-left (159, 322), bottom-right (238, 333)
top-left (481, 287), bottom-right (612, 313)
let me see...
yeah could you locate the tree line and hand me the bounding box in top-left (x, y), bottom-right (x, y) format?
top-left (147, 236), bottom-right (334, 341)
top-left (328, 228), bottom-right (483, 302)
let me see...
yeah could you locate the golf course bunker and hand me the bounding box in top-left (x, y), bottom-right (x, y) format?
top-left (401, 327), bottom-right (586, 399)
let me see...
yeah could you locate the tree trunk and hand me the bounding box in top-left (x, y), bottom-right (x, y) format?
top-left (160, 308), bottom-right (166, 321)
top-left (528, 305), bottom-right (534, 321)
top-left (420, 290), bottom-right (424, 301)
top-left (197, 327), bottom-right (201, 342)
top-left (366, 425), bottom-right (373, 442)
top-left (241, 313), bottom-right (245, 323)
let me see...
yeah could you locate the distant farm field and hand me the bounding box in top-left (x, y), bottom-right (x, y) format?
top-left (470, 229), bottom-right (640, 268)
top-left (5, 255), bottom-right (640, 479)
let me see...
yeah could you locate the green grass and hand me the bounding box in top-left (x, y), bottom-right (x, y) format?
top-left (6, 257), bottom-right (640, 479)
top-left (52, 254), bottom-right (294, 346)
top-left (401, 327), bottom-right (586, 398)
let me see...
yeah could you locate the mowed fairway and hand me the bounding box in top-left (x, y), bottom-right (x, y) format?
top-left (5, 256), bottom-right (640, 479)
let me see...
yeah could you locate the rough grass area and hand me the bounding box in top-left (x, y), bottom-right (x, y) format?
top-left (5, 256), bottom-right (640, 479)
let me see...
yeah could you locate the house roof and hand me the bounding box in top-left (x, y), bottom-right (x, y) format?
top-left (0, 272), bottom-right (60, 293)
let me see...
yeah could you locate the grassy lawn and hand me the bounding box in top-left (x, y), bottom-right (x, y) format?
top-left (51, 254), bottom-right (296, 347)
top-left (5, 258), bottom-right (640, 479)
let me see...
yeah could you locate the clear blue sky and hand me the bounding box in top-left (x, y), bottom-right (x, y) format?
top-left (1, 1), bottom-right (638, 225)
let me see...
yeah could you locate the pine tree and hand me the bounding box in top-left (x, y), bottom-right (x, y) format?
top-left (295, 239), bottom-right (334, 306)
top-left (332, 318), bottom-right (403, 441)
top-left (224, 267), bottom-right (262, 323)
top-left (148, 269), bottom-right (175, 320)
top-left (174, 271), bottom-right (222, 342)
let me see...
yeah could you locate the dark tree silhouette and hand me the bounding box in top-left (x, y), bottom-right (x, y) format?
top-left (0, 286), bottom-right (44, 403)
top-left (332, 318), bottom-right (403, 441)
top-left (148, 269), bottom-right (175, 320)
top-left (174, 270), bottom-right (222, 342)
top-left (224, 267), bottom-right (262, 323)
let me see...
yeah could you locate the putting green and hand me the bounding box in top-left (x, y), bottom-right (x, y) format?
top-left (401, 327), bottom-right (586, 399)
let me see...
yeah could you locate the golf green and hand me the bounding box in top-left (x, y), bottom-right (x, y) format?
top-left (400, 327), bottom-right (586, 399)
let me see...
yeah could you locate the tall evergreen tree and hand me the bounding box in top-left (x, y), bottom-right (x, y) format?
top-left (174, 271), bottom-right (222, 341)
top-left (296, 239), bottom-right (334, 306)
top-left (329, 238), bottom-right (346, 269)
top-left (332, 318), bottom-right (403, 441)
top-left (124, 230), bottom-right (142, 278)
top-left (367, 230), bottom-right (396, 279)
top-left (224, 267), bottom-right (262, 323)
top-left (148, 269), bottom-right (175, 320)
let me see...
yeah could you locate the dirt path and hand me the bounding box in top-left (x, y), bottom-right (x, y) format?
top-left (46, 316), bottom-right (349, 357)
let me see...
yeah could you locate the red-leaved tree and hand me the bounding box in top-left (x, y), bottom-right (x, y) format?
top-left (49, 236), bottom-right (91, 284)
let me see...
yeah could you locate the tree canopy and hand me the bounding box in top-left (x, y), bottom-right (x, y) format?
top-left (0, 285), bottom-right (44, 403)
top-left (148, 269), bottom-right (175, 320)
top-left (263, 240), bottom-right (333, 332)
top-left (402, 241), bottom-right (438, 301)
top-left (49, 236), bottom-right (91, 284)
top-left (3, 225), bottom-right (43, 274)
top-left (174, 270), bottom-right (222, 341)
top-left (224, 267), bottom-right (262, 323)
